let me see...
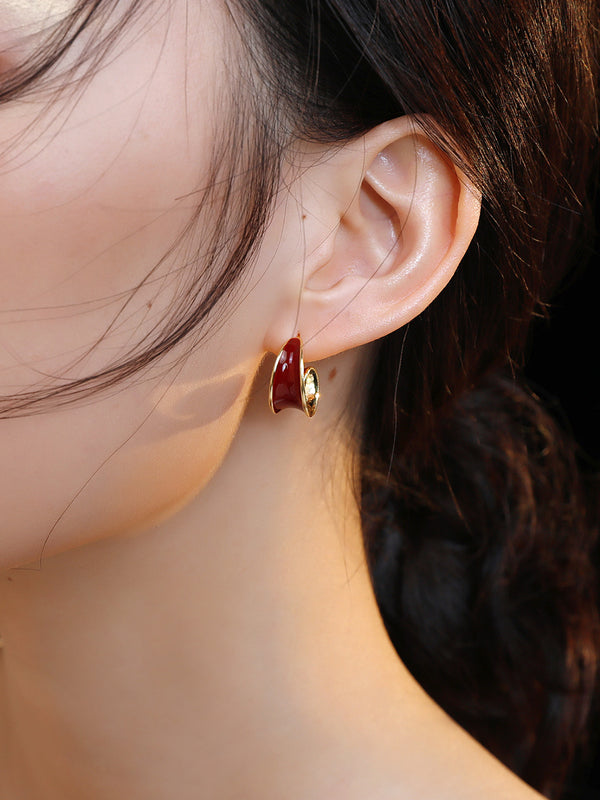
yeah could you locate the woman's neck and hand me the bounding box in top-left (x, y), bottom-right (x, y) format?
top-left (0, 356), bottom-right (542, 800)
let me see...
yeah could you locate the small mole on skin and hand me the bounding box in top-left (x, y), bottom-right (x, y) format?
top-left (328, 368), bottom-right (337, 381)
top-left (147, 301), bottom-right (153, 309)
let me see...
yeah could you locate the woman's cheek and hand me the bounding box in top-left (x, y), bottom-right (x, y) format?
top-left (0, 0), bottom-right (250, 569)
top-left (0, 348), bottom-right (252, 571)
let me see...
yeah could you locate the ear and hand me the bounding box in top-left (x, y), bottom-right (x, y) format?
top-left (264, 117), bottom-right (480, 361)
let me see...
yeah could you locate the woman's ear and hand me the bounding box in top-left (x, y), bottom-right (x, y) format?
top-left (264, 117), bottom-right (480, 361)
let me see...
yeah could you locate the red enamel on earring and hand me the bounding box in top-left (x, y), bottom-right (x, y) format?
top-left (269, 336), bottom-right (320, 417)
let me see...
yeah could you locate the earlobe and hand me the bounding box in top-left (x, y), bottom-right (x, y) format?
top-left (288, 118), bottom-right (481, 361)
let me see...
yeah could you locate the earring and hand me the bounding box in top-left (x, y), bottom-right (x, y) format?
top-left (269, 335), bottom-right (320, 417)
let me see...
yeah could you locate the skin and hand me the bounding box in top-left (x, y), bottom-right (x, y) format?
top-left (0, 1), bottom-right (545, 797)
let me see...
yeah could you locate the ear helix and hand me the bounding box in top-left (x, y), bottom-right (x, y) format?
top-left (269, 335), bottom-right (320, 417)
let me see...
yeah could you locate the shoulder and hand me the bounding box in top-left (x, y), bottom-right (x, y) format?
top-left (343, 682), bottom-right (548, 800)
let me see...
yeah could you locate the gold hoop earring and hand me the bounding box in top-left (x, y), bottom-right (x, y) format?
top-left (269, 335), bottom-right (319, 418)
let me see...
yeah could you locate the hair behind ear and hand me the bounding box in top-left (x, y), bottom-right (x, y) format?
top-left (362, 352), bottom-right (599, 795)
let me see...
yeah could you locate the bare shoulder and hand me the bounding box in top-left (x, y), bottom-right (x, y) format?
top-left (366, 738), bottom-right (546, 800)
top-left (386, 712), bottom-right (547, 800)
top-left (342, 675), bottom-right (549, 800)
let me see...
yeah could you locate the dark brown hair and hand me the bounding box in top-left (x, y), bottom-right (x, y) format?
top-left (1, 1), bottom-right (598, 796)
